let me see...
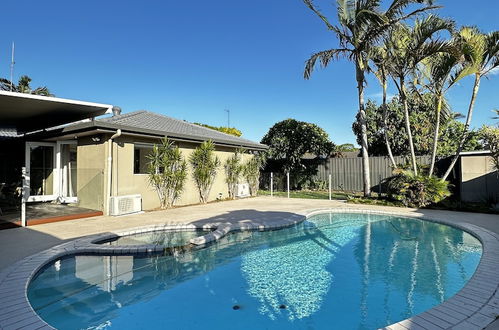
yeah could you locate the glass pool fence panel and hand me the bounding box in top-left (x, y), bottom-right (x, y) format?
top-left (259, 172), bottom-right (286, 196)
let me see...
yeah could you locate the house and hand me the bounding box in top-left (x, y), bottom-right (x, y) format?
top-left (0, 91), bottom-right (266, 225)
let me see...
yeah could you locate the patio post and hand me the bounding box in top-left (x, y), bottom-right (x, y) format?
top-left (21, 166), bottom-right (27, 227)
top-left (270, 172), bottom-right (273, 197)
top-left (329, 174), bottom-right (332, 201)
top-left (287, 172), bottom-right (290, 199)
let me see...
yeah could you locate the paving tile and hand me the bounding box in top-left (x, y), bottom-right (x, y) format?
top-left (466, 312), bottom-right (496, 328)
top-left (480, 304), bottom-right (499, 318)
top-left (457, 291), bottom-right (490, 304)
top-left (394, 319), bottom-right (428, 330)
top-left (451, 320), bottom-right (483, 330)
top-left (417, 313), bottom-right (453, 329)
top-left (3, 315), bottom-right (42, 330)
top-left (430, 305), bottom-right (468, 323)
top-left (439, 301), bottom-right (476, 316)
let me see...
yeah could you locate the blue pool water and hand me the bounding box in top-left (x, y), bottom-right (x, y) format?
top-left (28, 213), bottom-right (482, 330)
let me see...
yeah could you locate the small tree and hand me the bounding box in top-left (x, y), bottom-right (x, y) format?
top-left (261, 119), bottom-right (334, 188)
top-left (189, 140), bottom-right (220, 203)
top-left (225, 148), bottom-right (244, 199)
top-left (147, 138), bottom-right (187, 209)
top-left (243, 154), bottom-right (265, 197)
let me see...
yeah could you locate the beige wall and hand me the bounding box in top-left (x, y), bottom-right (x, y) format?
top-left (110, 136), bottom-right (254, 211)
top-left (460, 155), bottom-right (499, 203)
top-left (76, 137), bottom-right (106, 210)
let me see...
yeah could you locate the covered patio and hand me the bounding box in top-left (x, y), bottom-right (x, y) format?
top-left (0, 91), bottom-right (113, 228)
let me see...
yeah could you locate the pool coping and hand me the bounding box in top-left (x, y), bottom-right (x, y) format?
top-left (0, 208), bottom-right (497, 330)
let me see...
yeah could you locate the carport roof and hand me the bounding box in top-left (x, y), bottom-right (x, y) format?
top-left (0, 91), bottom-right (112, 133)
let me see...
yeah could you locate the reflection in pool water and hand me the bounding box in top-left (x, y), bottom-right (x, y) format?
top-left (28, 213), bottom-right (482, 330)
top-left (98, 229), bottom-right (211, 247)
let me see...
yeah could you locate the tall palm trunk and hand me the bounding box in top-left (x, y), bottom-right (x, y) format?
top-left (357, 63), bottom-right (371, 197)
top-left (381, 76), bottom-right (397, 168)
top-left (428, 95), bottom-right (443, 176)
top-left (442, 74), bottom-right (481, 180)
top-left (400, 78), bottom-right (418, 175)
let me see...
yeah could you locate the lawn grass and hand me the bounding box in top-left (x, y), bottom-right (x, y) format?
top-left (258, 190), bottom-right (350, 200)
top-left (259, 189), bottom-right (499, 214)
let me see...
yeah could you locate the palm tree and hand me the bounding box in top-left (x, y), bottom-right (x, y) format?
top-left (419, 51), bottom-right (462, 176)
top-left (0, 75), bottom-right (54, 96)
top-left (303, 0), bottom-right (438, 196)
top-left (370, 44), bottom-right (397, 168)
top-left (442, 27), bottom-right (499, 180)
top-left (384, 15), bottom-right (454, 175)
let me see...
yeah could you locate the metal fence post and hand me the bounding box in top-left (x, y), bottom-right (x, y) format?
top-left (329, 174), bottom-right (332, 201)
top-left (378, 174), bottom-right (382, 196)
top-left (287, 172), bottom-right (290, 199)
top-left (270, 172), bottom-right (273, 197)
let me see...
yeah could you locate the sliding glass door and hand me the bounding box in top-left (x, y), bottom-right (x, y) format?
top-left (25, 141), bottom-right (78, 203)
top-left (26, 142), bottom-right (56, 202)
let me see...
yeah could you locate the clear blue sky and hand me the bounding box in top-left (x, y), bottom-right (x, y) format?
top-left (1, 0), bottom-right (498, 145)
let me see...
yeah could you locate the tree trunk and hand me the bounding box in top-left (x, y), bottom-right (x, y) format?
top-left (382, 77), bottom-right (397, 169)
top-left (442, 74), bottom-right (481, 181)
top-left (400, 78), bottom-right (418, 175)
top-left (429, 95), bottom-right (443, 177)
top-left (357, 63), bottom-right (371, 197)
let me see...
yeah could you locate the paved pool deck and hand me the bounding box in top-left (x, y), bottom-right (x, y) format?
top-left (0, 196), bottom-right (498, 329)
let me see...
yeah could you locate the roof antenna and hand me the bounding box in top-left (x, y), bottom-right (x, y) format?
top-left (224, 108), bottom-right (230, 128)
top-left (9, 42), bottom-right (15, 91)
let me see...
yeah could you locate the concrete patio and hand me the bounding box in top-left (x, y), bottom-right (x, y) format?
top-left (0, 196), bottom-right (498, 329)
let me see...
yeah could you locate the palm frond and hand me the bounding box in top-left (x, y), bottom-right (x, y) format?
top-left (385, 0), bottom-right (435, 20)
top-left (450, 62), bottom-right (478, 83)
top-left (411, 15), bottom-right (454, 51)
top-left (303, 0), bottom-right (341, 35)
top-left (32, 87), bottom-right (54, 97)
top-left (304, 48), bottom-right (352, 79)
top-left (0, 78), bottom-right (15, 91)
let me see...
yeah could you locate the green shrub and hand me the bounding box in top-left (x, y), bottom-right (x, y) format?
top-left (147, 138), bottom-right (187, 209)
top-left (225, 148), bottom-right (244, 199)
top-left (189, 140), bottom-right (220, 203)
top-left (386, 169), bottom-right (451, 208)
top-left (243, 154), bottom-right (265, 197)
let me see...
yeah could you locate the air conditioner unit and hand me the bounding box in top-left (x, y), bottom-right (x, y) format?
top-left (236, 183), bottom-right (250, 198)
top-left (109, 194), bottom-right (142, 216)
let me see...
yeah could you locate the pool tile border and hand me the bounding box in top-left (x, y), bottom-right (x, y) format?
top-left (0, 208), bottom-right (497, 329)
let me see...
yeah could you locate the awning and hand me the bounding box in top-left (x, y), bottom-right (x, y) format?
top-left (0, 91), bottom-right (113, 133)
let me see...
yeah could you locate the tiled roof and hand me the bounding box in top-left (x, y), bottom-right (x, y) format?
top-left (97, 111), bottom-right (266, 149)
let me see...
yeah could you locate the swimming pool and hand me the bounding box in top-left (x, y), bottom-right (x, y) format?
top-left (27, 212), bottom-right (482, 329)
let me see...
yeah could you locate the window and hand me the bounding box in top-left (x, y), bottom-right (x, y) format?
top-left (133, 144), bottom-right (153, 174)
